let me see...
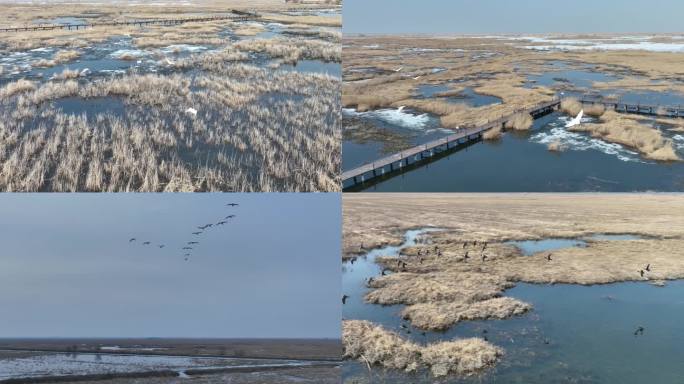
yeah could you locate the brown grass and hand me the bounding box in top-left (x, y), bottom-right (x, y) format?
top-left (0, 65), bottom-right (340, 192)
top-left (343, 320), bottom-right (502, 377)
top-left (569, 110), bottom-right (680, 161)
top-left (0, 79), bottom-right (36, 99)
top-left (584, 103), bottom-right (606, 117)
top-left (482, 126), bottom-right (502, 140)
top-left (560, 97), bottom-right (582, 116)
top-left (504, 112), bottom-right (533, 130)
top-left (547, 140), bottom-right (565, 152)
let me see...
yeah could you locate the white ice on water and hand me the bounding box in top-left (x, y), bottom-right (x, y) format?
top-left (343, 107), bottom-right (432, 130)
top-left (530, 116), bottom-right (645, 163)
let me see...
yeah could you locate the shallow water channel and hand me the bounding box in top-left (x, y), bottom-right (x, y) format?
top-left (342, 229), bottom-right (684, 383)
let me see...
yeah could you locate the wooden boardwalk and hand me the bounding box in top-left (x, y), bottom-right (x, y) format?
top-left (0, 11), bottom-right (258, 33)
top-left (342, 98), bottom-right (561, 187)
top-left (579, 98), bottom-right (684, 117)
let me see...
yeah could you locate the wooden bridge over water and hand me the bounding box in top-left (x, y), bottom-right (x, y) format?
top-left (342, 96), bottom-right (684, 189)
top-left (579, 97), bottom-right (684, 117)
top-left (0, 10), bottom-right (259, 33)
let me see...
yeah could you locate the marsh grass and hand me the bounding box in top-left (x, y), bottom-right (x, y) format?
top-left (570, 110), bottom-right (679, 161)
top-left (343, 320), bottom-right (502, 377)
top-left (482, 126), bottom-right (502, 140)
top-left (504, 112), bottom-right (533, 130)
top-left (343, 194), bottom-right (684, 376)
top-left (547, 140), bottom-right (565, 152)
top-left (235, 37), bottom-right (340, 64)
top-left (0, 64), bottom-right (339, 191)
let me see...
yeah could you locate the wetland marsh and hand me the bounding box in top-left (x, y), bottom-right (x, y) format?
top-left (342, 35), bottom-right (684, 191)
top-left (0, 1), bottom-right (341, 191)
top-left (342, 194), bottom-right (684, 383)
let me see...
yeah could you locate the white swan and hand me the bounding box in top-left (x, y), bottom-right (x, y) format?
top-left (565, 109), bottom-right (584, 128)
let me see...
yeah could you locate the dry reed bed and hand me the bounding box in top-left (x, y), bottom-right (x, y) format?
top-left (342, 36), bottom-right (684, 151)
top-left (0, 63), bottom-right (340, 192)
top-left (234, 37), bottom-right (340, 64)
top-left (343, 320), bottom-right (502, 377)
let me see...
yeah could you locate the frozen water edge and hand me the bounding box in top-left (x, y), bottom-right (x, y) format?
top-left (343, 107), bottom-right (432, 130)
top-left (0, 352), bottom-right (319, 380)
top-left (530, 116), bottom-right (646, 163)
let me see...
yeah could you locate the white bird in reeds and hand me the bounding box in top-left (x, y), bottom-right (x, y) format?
top-left (394, 66), bottom-right (403, 72)
top-left (397, 106), bottom-right (406, 113)
top-left (565, 109), bottom-right (584, 128)
top-left (185, 107), bottom-right (198, 117)
top-left (79, 68), bottom-right (91, 77)
top-left (165, 58), bottom-right (175, 66)
top-left (413, 75), bottom-right (422, 80)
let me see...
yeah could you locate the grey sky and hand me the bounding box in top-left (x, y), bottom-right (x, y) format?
top-left (344, 0), bottom-right (684, 34)
top-left (0, 193), bottom-right (340, 339)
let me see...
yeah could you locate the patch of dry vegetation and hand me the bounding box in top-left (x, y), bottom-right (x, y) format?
top-left (0, 63), bottom-right (340, 191)
top-left (482, 126), bottom-right (502, 140)
top-left (569, 110), bottom-right (679, 161)
top-left (234, 37), bottom-right (340, 64)
top-left (504, 112), bottom-right (533, 130)
top-left (343, 320), bottom-right (502, 377)
top-left (547, 140), bottom-right (565, 152)
top-left (561, 97), bottom-right (582, 116)
top-left (261, 13), bottom-right (341, 27)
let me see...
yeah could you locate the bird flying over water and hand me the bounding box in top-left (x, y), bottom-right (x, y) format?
top-left (129, 238), bottom-right (136, 242)
top-left (342, 295), bottom-right (349, 305)
top-left (226, 203), bottom-right (239, 207)
top-left (565, 109), bottom-right (584, 128)
top-left (142, 241), bottom-right (151, 245)
top-left (634, 326), bottom-right (645, 336)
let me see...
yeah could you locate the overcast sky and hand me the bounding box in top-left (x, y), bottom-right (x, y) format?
top-left (344, 0), bottom-right (684, 34)
top-left (0, 193), bottom-right (340, 339)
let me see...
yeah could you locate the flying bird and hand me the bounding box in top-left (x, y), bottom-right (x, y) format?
top-left (129, 238), bottom-right (136, 242)
top-left (645, 264), bottom-right (651, 272)
top-left (188, 241), bottom-right (199, 245)
top-left (142, 241), bottom-right (151, 245)
top-left (342, 295), bottom-right (349, 305)
top-left (226, 203), bottom-right (239, 207)
top-left (565, 109), bottom-right (584, 128)
top-left (634, 326), bottom-right (645, 336)
top-left (192, 232), bottom-right (202, 235)
top-left (182, 246), bottom-right (193, 250)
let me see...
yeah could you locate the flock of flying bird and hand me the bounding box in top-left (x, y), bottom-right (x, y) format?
top-left (128, 203), bottom-right (239, 261)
